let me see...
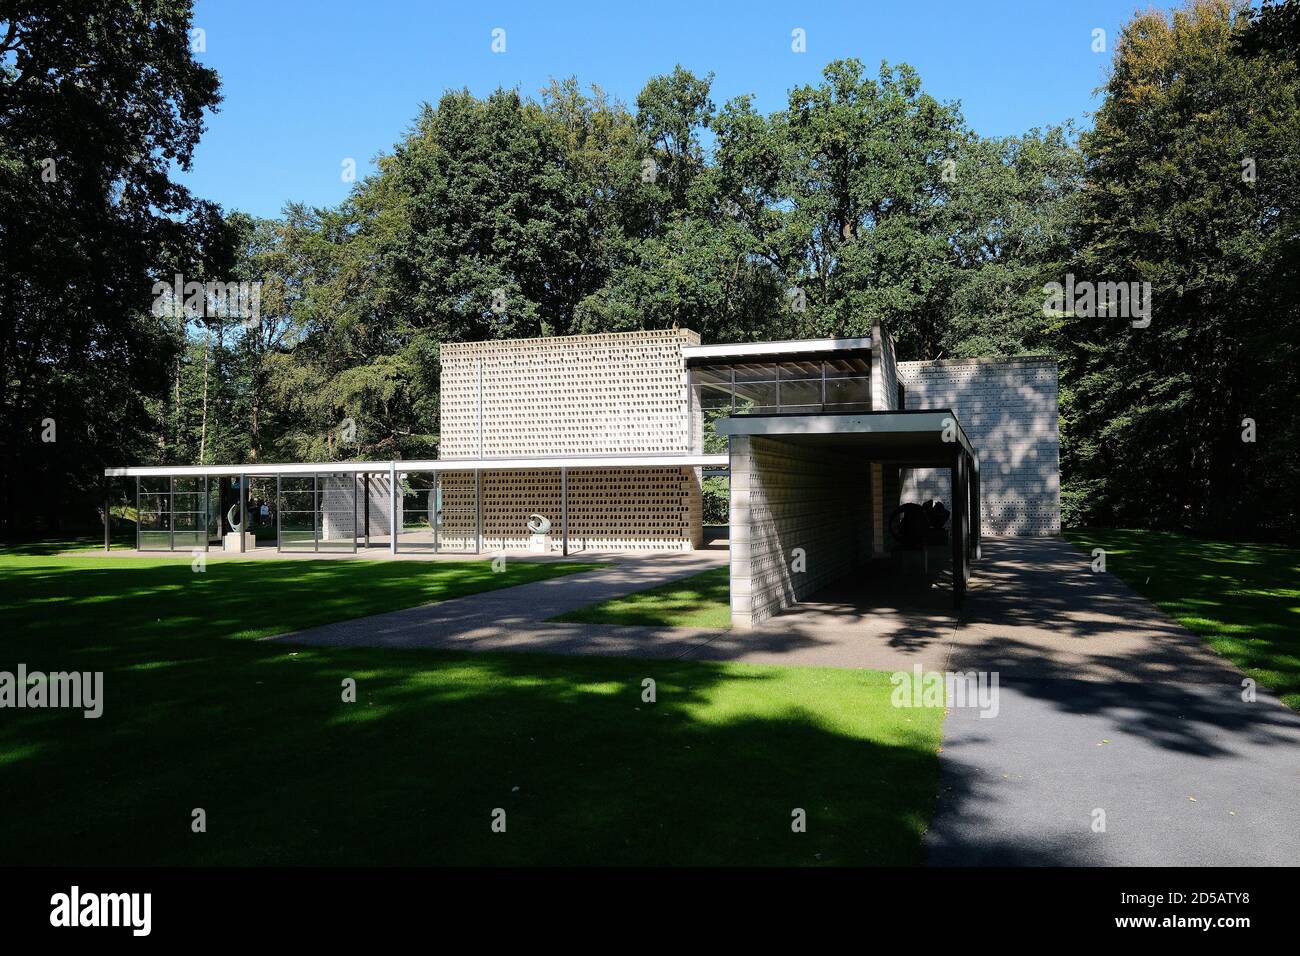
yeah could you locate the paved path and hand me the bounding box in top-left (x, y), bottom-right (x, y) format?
top-left (272, 547), bottom-right (961, 669)
top-left (270, 550), bottom-right (740, 659)
top-left (272, 535), bottom-right (1300, 865)
top-left (925, 537), bottom-right (1300, 866)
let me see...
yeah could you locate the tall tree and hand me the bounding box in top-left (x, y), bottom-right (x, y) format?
top-left (0, 0), bottom-right (222, 533)
top-left (1060, 0), bottom-right (1300, 538)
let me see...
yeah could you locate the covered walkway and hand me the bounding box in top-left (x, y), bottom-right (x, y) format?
top-left (104, 453), bottom-right (725, 557)
top-left (720, 409), bottom-right (980, 628)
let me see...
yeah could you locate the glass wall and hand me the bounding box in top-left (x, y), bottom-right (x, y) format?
top-left (135, 476), bottom-right (212, 551)
top-left (690, 357), bottom-right (873, 451)
top-left (397, 471), bottom-right (479, 553)
top-left (277, 476), bottom-right (317, 552)
top-left (137, 477), bottom-right (172, 551)
top-left (277, 473), bottom-right (357, 553)
top-left (318, 473), bottom-right (357, 551)
top-left (399, 472), bottom-right (437, 551)
top-left (171, 476), bottom-right (209, 549)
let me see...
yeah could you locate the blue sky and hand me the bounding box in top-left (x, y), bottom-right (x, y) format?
top-left (183, 0), bottom-right (1176, 219)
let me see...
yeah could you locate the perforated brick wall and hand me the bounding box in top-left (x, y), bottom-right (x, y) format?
top-left (440, 329), bottom-right (700, 458)
top-left (319, 474), bottom-right (403, 541)
top-left (438, 467), bottom-right (701, 552)
top-left (897, 357), bottom-right (1060, 535)
top-left (437, 330), bottom-right (704, 551)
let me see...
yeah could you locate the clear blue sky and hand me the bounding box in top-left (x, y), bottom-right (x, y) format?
top-left (183, 0), bottom-right (1175, 219)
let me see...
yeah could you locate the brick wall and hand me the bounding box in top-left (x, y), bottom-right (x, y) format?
top-left (439, 329), bottom-right (700, 458)
top-left (729, 435), bottom-right (870, 628)
top-left (437, 467), bottom-right (702, 552)
top-left (897, 357), bottom-right (1060, 535)
top-left (872, 323), bottom-right (900, 411)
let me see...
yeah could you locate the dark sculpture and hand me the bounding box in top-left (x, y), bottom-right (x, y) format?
top-left (888, 499), bottom-right (950, 548)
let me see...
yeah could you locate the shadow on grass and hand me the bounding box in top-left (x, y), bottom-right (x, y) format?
top-left (1064, 529), bottom-right (1300, 708)
top-left (552, 567), bottom-right (731, 628)
top-left (0, 555), bottom-right (940, 865)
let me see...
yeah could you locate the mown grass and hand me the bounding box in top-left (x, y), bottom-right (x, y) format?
top-left (0, 551), bottom-right (942, 865)
top-left (552, 567), bottom-right (732, 629)
top-left (1064, 529), bottom-right (1300, 709)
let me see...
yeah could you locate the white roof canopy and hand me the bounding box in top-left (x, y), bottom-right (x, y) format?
top-left (681, 336), bottom-right (871, 363)
top-left (105, 453), bottom-right (727, 478)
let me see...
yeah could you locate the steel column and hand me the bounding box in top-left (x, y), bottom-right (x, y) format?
top-left (103, 480), bottom-right (110, 552)
top-left (313, 473), bottom-right (320, 554)
top-left (475, 468), bottom-right (482, 554)
top-left (239, 474), bottom-right (247, 553)
top-left (951, 451), bottom-right (966, 608)
top-left (388, 462), bottom-right (398, 554)
top-left (561, 467), bottom-right (568, 556)
top-left (276, 474), bottom-right (282, 553)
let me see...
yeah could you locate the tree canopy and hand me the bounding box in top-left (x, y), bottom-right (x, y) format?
top-left (3, 0), bottom-right (1297, 543)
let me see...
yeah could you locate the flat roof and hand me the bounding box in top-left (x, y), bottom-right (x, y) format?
top-left (681, 336), bottom-right (872, 364)
top-left (105, 453), bottom-right (728, 478)
top-left (716, 410), bottom-right (976, 465)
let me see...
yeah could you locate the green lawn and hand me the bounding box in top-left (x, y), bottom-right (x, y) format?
top-left (552, 566), bottom-right (732, 628)
top-left (1064, 529), bottom-right (1300, 709)
top-left (0, 551), bottom-right (941, 865)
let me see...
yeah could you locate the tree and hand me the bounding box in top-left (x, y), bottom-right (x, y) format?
top-left (768, 60), bottom-right (966, 354)
top-left (0, 0), bottom-right (222, 533)
top-left (942, 126), bottom-right (1083, 359)
top-left (1060, 0), bottom-right (1300, 539)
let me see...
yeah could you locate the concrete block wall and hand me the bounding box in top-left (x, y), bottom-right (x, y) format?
top-left (438, 466), bottom-right (702, 552)
top-left (871, 323), bottom-right (900, 411)
top-left (897, 357), bottom-right (1060, 535)
top-left (319, 473), bottom-right (403, 541)
top-left (730, 435), bottom-right (870, 629)
top-left (440, 328), bottom-right (700, 458)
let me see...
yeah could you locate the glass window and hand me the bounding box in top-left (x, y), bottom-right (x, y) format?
top-left (732, 381), bottom-right (777, 414)
top-left (731, 363), bottom-right (777, 384)
top-left (778, 361), bottom-right (822, 381)
top-left (824, 356), bottom-right (871, 378)
top-left (691, 365), bottom-right (734, 386)
top-left (780, 379), bottom-right (823, 408)
top-left (698, 383), bottom-right (734, 413)
top-left (825, 376), bottom-right (871, 407)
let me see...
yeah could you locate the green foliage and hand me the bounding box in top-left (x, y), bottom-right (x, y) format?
top-left (701, 475), bottom-right (730, 524)
top-left (9, 3), bottom-right (1296, 543)
top-left (0, 1), bottom-right (222, 533)
top-left (1060, 0), bottom-right (1300, 539)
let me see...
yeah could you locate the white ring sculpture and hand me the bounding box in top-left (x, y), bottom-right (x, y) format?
top-left (527, 514), bottom-right (551, 535)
